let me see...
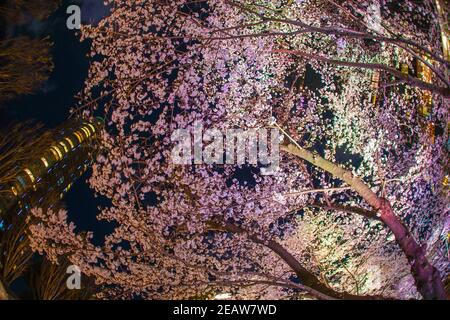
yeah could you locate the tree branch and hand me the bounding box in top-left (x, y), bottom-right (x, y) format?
top-left (279, 139), bottom-right (447, 300)
top-left (273, 49), bottom-right (450, 98)
top-left (209, 219), bottom-right (386, 300)
top-left (309, 202), bottom-right (380, 221)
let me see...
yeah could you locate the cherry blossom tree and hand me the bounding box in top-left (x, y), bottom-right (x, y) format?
top-left (30, 0), bottom-right (449, 300)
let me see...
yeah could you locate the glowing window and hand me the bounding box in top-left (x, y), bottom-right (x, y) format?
top-left (87, 124), bottom-right (96, 133)
top-left (86, 125), bottom-right (94, 135)
top-left (59, 141), bottom-right (69, 153)
top-left (81, 127), bottom-right (91, 138)
top-left (371, 71), bottom-right (380, 90)
top-left (51, 146), bottom-right (63, 160)
top-left (64, 137), bottom-right (75, 149)
top-left (24, 168), bottom-right (35, 183)
top-left (49, 148), bottom-right (60, 160)
top-left (79, 128), bottom-right (87, 137)
top-left (82, 123), bottom-right (90, 131)
top-left (74, 132), bottom-right (83, 143)
top-left (41, 157), bottom-right (49, 168)
top-left (400, 63), bottom-right (409, 75)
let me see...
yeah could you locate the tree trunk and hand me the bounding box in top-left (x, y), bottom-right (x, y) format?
top-left (281, 143), bottom-right (447, 300)
top-left (216, 220), bottom-right (386, 300)
top-left (378, 199), bottom-right (447, 300)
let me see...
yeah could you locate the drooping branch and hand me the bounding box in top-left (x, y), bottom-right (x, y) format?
top-left (280, 141), bottom-right (447, 300)
top-left (210, 219), bottom-right (387, 300)
top-left (326, 0), bottom-right (450, 87)
top-left (309, 203), bottom-right (379, 221)
top-left (226, 0), bottom-right (450, 67)
top-left (273, 49), bottom-right (450, 98)
top-left (201, 14), bottom-right (449, 88)
top-left (208, 278), bottom-right (337, 300)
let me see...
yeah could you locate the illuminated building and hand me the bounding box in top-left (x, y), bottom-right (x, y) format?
top-left (435, 0), bottom-right (449, 62)
top-left (370, 71), bottom-right (380, 106)
top-left (415, 57), bottom-right (434, 118)
top-left (0, 118), bottom-right (103, 221)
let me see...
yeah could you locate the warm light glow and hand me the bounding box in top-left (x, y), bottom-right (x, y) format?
top-left (371, 71), bottom-right (380, 90)
top-left (11, 187), bottom-right (18, 196)
top-left (81, 127), bottom-right (91, 138)
top-left (65, 137), bottom-right (75, 149)
top-left (59, 141), bottom-right (69, 153)
top-left (49, 148), bottom-right (59, 160)
top-left (51, 146), bottom-right (63, 160)
top-left (24, 168), bottom-right (35, 183)
top-left (436, 0), bottom-right (449, 61)
top-left (41, 157), bottom-right (49, 168)
top-left (64, 183), bottom-right (73, 193)
top-left (213, 293), bottom-right (231, 300)
top-left (416, 56), bottom-right (433, 114)
top-left (74, 132), bottom-right (83, 143)
top-left (400, 63), bottom-right (409, 75)
top-left (370, 71), bottom-right (380, 105)
top-left (417, 57), bottom-right (433, 84)
top-left (87, 123), bottom-right (96, 133)
top-left (427, 122), bottom-right (436, 144)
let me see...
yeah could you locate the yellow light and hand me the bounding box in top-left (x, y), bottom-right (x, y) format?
top-left (55, 146), bottom-right (63, 159)
top-left (371, 71), bottom-right (380, 90)
top-left (417, 57), bottom-right (433, 84)
top-left (82, 123), bottom-right (91, 133)
top-left (41, 157), bottom-right (49, 168)
top-left (74, 132), bottom-right (83, 143)
top-left (59, 141), bottom-right (69, 153)
top-left (50, 146), bottom-right (63, 160)
top-left (65, 137), bottom-right (75, 149)
top-left (401, 63), bottom-right (409, 75)
top-left (11, 187), bottom-right (18, 196)
top-left (442, 175), bottom-right (448, 187)
top-left (87, 123), bottom-right (96, 133)
top-left (81, 127), bottom-right (91, 138)
top-left (49, 148), bottom-right (59, 160)
top-left (372, 94), bottom-right (377, 106)
top-left (24, 168), bottom-right (35, 183)
top-left (65, 183), bottom-right (73, 192)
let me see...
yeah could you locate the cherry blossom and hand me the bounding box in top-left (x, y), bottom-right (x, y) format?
top-left (30, 0), bottom-right (449, 300)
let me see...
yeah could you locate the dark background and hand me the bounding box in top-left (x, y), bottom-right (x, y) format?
top-left (0, 0), bottom-right (112, 245)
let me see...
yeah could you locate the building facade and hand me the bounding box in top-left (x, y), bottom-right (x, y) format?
top-left (0, 118), bottom-right (103, 225)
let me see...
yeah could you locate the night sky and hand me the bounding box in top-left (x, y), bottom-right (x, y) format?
top-left (1, 0), bottom-right (112, 245)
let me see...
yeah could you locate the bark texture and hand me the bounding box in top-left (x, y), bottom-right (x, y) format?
top-left (281, 143), bottom-right (447, 300)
